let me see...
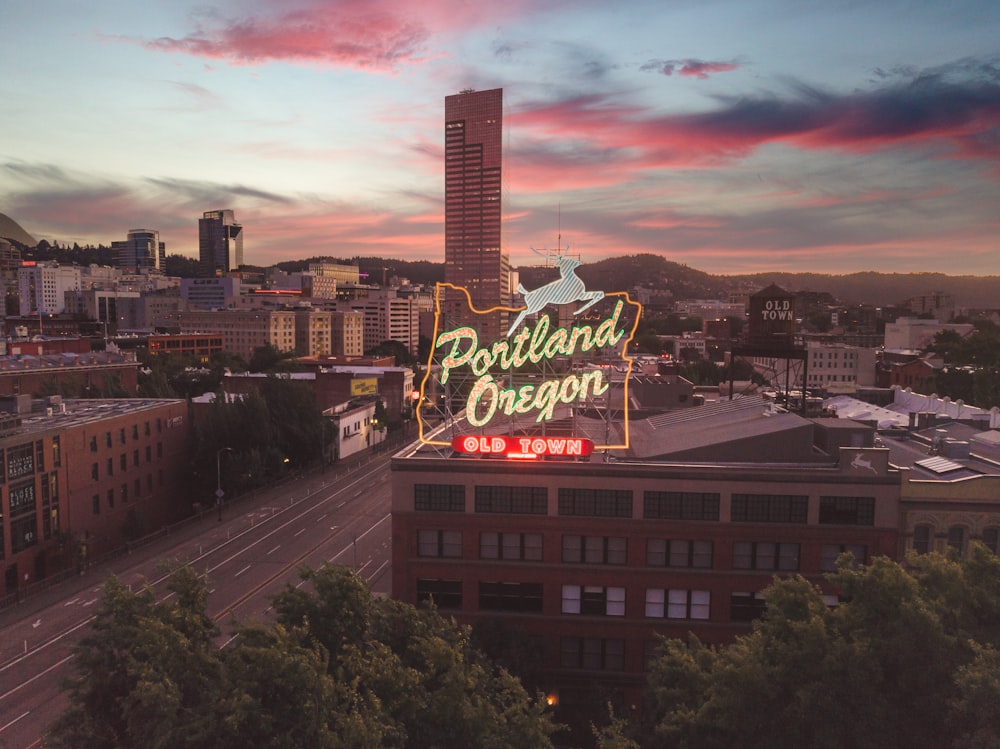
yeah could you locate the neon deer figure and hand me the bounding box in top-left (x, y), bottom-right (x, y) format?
top-left (506, 250), bottom-right (604, 337)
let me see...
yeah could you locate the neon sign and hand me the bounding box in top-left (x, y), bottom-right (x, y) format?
top-left (418, 268), bottom-right (641, 450)
top-left (452, 435), bottom-right (595, 459)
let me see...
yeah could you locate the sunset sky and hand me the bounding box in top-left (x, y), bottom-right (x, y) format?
top-left (2, 0), bottom-right (999, 275)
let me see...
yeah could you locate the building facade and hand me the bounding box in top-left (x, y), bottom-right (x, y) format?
top-left (177, 309), bottom-right (296, 361)
top-left (391, 441), bottom-right (900, 711)
top-left (0, 397), bottom-right (191, 598)
top-left (444, 88), bottom-right (510, 341)
top-left (198, 209), bottom-right (243, 277)
top-left (18, 263), bottom-right (82, 316)
top-left (111, 229), bottom-right (165, 274)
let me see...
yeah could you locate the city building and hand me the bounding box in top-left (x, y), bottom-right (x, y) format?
top-left (390, 397), bottom-right (899, 713)
top-left (111, 229), bottom-right (165, 274)
top-left (444, 88), bottom-right (511, 341)
top-left (347, 290), bottom-right (419, 356)
top-left (883, 317), bottom-right (974, 350)
top-left (0, 351), bottom-right (139, 397)
top-left (18, 263), bottom-right (82, 316)
top-left (177, 309), bottom-right (296, 362)
top-left (198, 210), bottom-right (243, 277)
top-left (147, 333), bottom-right (224, 362)
top-left (180, 277), bottom-right (246, 310)
top-left (0, 396), bottom-right (192, 597)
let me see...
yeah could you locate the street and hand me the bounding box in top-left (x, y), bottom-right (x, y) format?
top-left (0, 450), bottom-right (395, 749)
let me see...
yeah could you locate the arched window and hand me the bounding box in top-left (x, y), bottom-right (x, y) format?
top-left (912, 524), bottom-right (933, 554)
top-left (982, 527), bottom-right (1000, 555)
top-left (947, 525), bottom-right (967, 555)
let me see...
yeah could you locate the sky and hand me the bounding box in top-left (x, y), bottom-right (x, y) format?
top-left (2, 0), bottom-right (999, 276)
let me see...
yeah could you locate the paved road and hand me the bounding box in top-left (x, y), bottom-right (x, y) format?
top-left (0, 449), bottom-right (395, 749)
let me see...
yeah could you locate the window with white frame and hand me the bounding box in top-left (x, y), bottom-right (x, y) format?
top-left (562, 535), bottom-right (627, 564)
top-left (417, 529), bottom-right (462, 558)
top-left (647, 538), bottom-right (713, 568)
top-left (645, 588), bottom-right (710, 620)
top-left (562, 585), bottom-right (626, 616)
top-left (732, 541), bottom-right (799, 571)
top-left (480, 531), bottom-right (543, 561)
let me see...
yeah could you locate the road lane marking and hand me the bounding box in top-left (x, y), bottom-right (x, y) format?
top-left (0, 710), bottom-right (30, 733)
top-left (294, 527), bottom-right (307, 537)
top-left (235, 565), bottom-right (251, 578)
top-left (267, 545), bottom-right (280, 555)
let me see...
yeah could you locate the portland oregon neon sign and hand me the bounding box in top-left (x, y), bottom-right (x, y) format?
top-left (418, 255), bottom-right (642, 451)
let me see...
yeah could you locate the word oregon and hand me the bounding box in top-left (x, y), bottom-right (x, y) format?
top-left (435, 301), bottom-right (626, 426)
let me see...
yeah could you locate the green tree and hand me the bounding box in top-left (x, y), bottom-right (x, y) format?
top-left (47, 568), bottom-right (223, 749)
top-left (644, 551), bottom-right (1000, 749)
top-left (272, 565), bottom-right (559, 748)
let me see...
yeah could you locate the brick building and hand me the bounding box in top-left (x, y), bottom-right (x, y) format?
top-left (391, 398), bottom-right (899, 713)
top-left (0, 396), bottom-right (192, 597)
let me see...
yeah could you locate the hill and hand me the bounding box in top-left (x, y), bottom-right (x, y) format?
top-left (0, 212), bottom-right (37, 246)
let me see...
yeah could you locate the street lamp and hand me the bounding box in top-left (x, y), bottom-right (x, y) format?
top-left (216, 447), bottom-right (233, 521)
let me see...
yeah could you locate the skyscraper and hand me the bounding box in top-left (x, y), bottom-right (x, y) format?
top-left (444, 88), bottom-right (510, 339)
top-left (112, 229), bottom-right (165, 274)
top-left (199, 210), bottom-right (243, 277)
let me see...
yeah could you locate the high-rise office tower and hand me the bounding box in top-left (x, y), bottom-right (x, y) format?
top-left (112, 229), bottom-right (165, 274)
top-left (199, 210), bottom-right (243, 277)
top-left (444, 88), bottom-right (510, 339)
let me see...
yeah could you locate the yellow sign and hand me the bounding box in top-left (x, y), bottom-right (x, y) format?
top-left (351, 378), bottom-right (378, 395)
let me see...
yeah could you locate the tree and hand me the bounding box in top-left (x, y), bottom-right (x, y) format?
top-left (272, 565), bottom-right (559, 748)
top-left (644, 550), bottom-right (1000, 749)
top-left (49, 564), bottom-right (558, 748)
top-left (47, 568), bottom-right (224, 749)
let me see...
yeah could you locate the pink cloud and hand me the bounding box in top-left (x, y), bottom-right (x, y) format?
top-left (137, 0), bottom-right (533, 71)
top-left (645, 59), bottom-right (740, 79)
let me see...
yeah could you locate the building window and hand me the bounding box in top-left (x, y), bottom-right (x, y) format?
top-left (146, 445), bottom-right (152, 463)
top-left (7, 443), bottom-right (34, 480)
top-left (91, 463), bottom-right (99, 481)
top-left (820, 544), bottom-right (867, 572)
top-left (644, 491), bottom-right (720, 520)
top-left (561, 585), bottom-right (626, 616)
top-left (732, 541), bottom-right (800, 571)
top-left (558, 488), bottom-right (632, 518)
top-left (133, 450), bottom-right (140, 468)
top-left (135, 478), bottom-right (142, 498)
top-left (414, 484), bottom-right (466, 512)
top-left (106, 432), bottom-right (112, 448)
top-left (947, 525), bottom-right (967, 554)
top-left (52, 435), bottom-right (61, 467)
top-left (121, 483), bottom-right (129, 504)
top-left (562, 535), bottom-right (627, 565)
top-left (731, 591), bottom-right (768, 622)
top-left (416, 578), bottom-right (462, 609)
top-left (913, 524), bottom-right (933, 554)
top-left (646, 589), bottom-right (711, 620)
top-left (90, 436), bottom-right (98, 452)
top-left (474, 485), bottom-right (547, 514)
top-left (479, 582), bottom-right (543, 612)
top-left (560, 638), bottom-right (625, 671)
top-left (107, 458), bottom-right (114, 476)
top-left (417, 530), bottom-right (462, 558)
top-left (132, 424), bottom-right (139, 440)
top-left (107, 488), bottom-right (115, 509)
top-left (93, 494), bottom-right (100, 515)
top-left (819, 496), bottom-right (875, 526)
top-left (731, 494), bottom-right (808, 523)
top-left (983, 527), bottom-right (1000, 555)
top-left (145, 421), bottom-right (151, 436)
top-left (120, 454), bottom-right (127, 471)
top-left (119, 428), bottom-right (126, 444)
top-left (480, 532), bottom-right (542, 561)
top-left (647, 539), bottom-right (713, 568)
top-left (157, 443), bottom-right (163, 459)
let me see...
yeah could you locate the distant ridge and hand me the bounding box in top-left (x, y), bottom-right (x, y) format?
top-left (0, 212), bottom-right (37, 246)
